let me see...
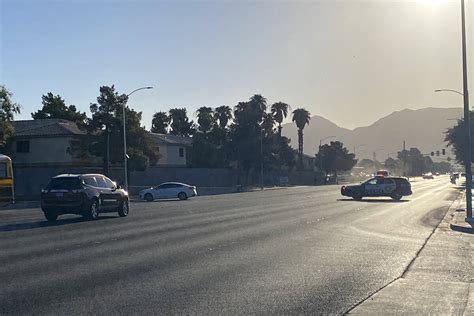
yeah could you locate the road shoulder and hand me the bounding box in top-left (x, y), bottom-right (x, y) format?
top-left (348, 191), bottom-right (474, 314)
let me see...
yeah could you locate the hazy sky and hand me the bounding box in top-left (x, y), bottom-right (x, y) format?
top-left (1, 0), bottom-right (472, 129)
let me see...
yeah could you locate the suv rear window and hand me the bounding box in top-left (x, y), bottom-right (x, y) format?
top-left (46, 178), bottom-right (82, 190)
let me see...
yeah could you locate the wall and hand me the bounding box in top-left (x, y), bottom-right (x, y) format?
top-left (156, 144), bottom-right (187, 166)
top-left (127, 167), bottom-right (238, 194)
top-left (13, 165), bottom-right (104, 199)
top-left (12, 137), bottom-right (74, 165)
top-left (13, 165), bottom-right (323, 199)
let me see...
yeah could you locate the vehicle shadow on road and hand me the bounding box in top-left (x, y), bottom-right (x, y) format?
top-left (133, 199), bottom-right (187, 203)
top-left (0, 215), bottom-right (117, 232)
top-left (337, 198), bottom-right (409, 203)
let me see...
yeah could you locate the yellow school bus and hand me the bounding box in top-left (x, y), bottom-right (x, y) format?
top-left (0, 154), bottom-right (14, 203)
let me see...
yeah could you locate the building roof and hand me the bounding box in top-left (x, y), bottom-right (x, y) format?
top-left (12, 119), bottom-right (85, 137)
top-left (149, 133), bottom-right (193, 146)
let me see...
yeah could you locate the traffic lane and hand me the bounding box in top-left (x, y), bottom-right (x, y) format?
top-left (0, 178), bottom-right (455, 314)
top-left (0, 178), bottom-right (439, 253)
top-left (0, 177), bottom-right (449, 274)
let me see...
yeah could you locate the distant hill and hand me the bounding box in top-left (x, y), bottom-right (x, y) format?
top-left (282, 107), bottom-right (462, 162)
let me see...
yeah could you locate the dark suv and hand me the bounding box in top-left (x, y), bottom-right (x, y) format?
top-left (341, 176), bottom-right (412, 201)
top-left (41, 174), bottom-right (129, 221)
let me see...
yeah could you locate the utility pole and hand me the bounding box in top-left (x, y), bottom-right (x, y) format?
top-left (461, 0), bottom-right (472, 222)
top-left (373, 151), bottom-right (376, 175)
top-left (403, 140), bottom-right (407, 179)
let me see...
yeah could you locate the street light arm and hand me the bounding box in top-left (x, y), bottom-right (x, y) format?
top-left (434, 89), bottom-right (464, 96)
top-left (127, 86), bottom-right (153, 97)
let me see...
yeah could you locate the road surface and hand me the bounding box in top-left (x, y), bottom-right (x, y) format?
top-left (0, 176), bottom-right (459, 314)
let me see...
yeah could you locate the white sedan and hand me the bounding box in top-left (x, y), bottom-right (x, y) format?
top-left (139, 182), bottom-right (197, 201)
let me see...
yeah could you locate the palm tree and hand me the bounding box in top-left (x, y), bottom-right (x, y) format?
top-left (249, 94), bottom-right (267, 118)
top-left (262, 112), bottom-right (275, 135)
top-left (271, 102), bottom-right (290, 137)
top-left (214, 105), bottom-right (233, 128)
top-left (292, 108), bottom-right (311, 163)
top-left (195, 106), bottom-right (214, 133)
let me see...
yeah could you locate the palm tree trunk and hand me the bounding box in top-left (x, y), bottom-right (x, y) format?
top-left (298, 128), bottom-right (303, 166)
top-left (278, 124), bottom-right (282, 138)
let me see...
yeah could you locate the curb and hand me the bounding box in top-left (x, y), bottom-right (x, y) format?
top-left (448, 191), bottom-right (474, 233)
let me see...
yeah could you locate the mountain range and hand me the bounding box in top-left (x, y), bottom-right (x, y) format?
top-left (281, 107), bottom-right (463, 162)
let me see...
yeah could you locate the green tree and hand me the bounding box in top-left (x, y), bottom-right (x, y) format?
top-left (271, 102), bottom-right (290, 137)
top-left (0, 86), bottom-right (21, 151)
top-left (31, 92), bottom-right (86, 123)
top-left (315, 141), bottom-right (357, 177)
top-left (445, 114), bottom-right (474, 164)
top-left (70, 85), bottom-right (159, 175)
top-left (397, 148), bottom-right (430, 176)
top-left (292, 108), bottom-right (311, 165)
top-left (384, 157), bottom-right (398, 172)
top-left (196, 106), bottom-right (214, 133)
top-left (169, 108), bottom-right (194, 137)
top-left (150, 111), bottom-right (170, 134)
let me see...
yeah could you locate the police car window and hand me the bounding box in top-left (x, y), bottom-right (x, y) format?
top-left (367, 179), bottom-right (378, 185)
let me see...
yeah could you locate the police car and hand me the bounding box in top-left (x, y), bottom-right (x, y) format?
top-left (340, 176), bottom-right (412, 201)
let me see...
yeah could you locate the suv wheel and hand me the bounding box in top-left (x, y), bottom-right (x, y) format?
top-left (353, 193), bottom-right (363, 201)
top-left (44, 210), bottom-right (58, 222)
top-left (144, 193), bottom-right (154, 202)
top-left (118, 199), bottom-right (129, 217)
top-left (86, 200), bottom-right (99, 220)
top-left (391, 192), bottom-right (403, 201)
top-left (178, 192), bottom-right (187, 200)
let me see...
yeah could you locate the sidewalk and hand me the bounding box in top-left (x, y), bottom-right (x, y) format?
top-left (348, 193), bottom-right (474, 314)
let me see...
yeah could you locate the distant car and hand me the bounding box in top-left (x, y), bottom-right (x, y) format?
top-left (41, 174), bottom-right (129, 222)
top-left (422, 173), bottom-right (434, 179)
top-left (139, 182), bottom-right (197, 201)
top-left (341, 176), bottom-right (412, 201)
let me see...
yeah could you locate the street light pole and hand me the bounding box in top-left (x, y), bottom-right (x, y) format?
top-left (460, 0), bottom-right (472, 222)
top-left (260, 126), bottom-right (264, 190)
top-left (123, 86), bottom-right (153, 190)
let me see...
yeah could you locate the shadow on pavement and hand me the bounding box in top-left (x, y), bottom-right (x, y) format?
top-left (0, 215), bottom-right (117, 232)
top-left (133, 199), bottom-right (190, 203)
top-left (337, 198), bottom-right (409, 203)
top-left (450, 223), bottom-right (474, 234)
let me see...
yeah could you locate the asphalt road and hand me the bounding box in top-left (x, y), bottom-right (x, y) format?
top-left (0, 176), bottom-right (460, 314)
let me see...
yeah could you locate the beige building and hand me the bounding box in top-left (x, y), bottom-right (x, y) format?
top-left (149, 133), bottom-right (192, 167)
top-left (10, 120), bottom-right (193, 167)
top-left (11, 119), bottom-right (87, 167)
